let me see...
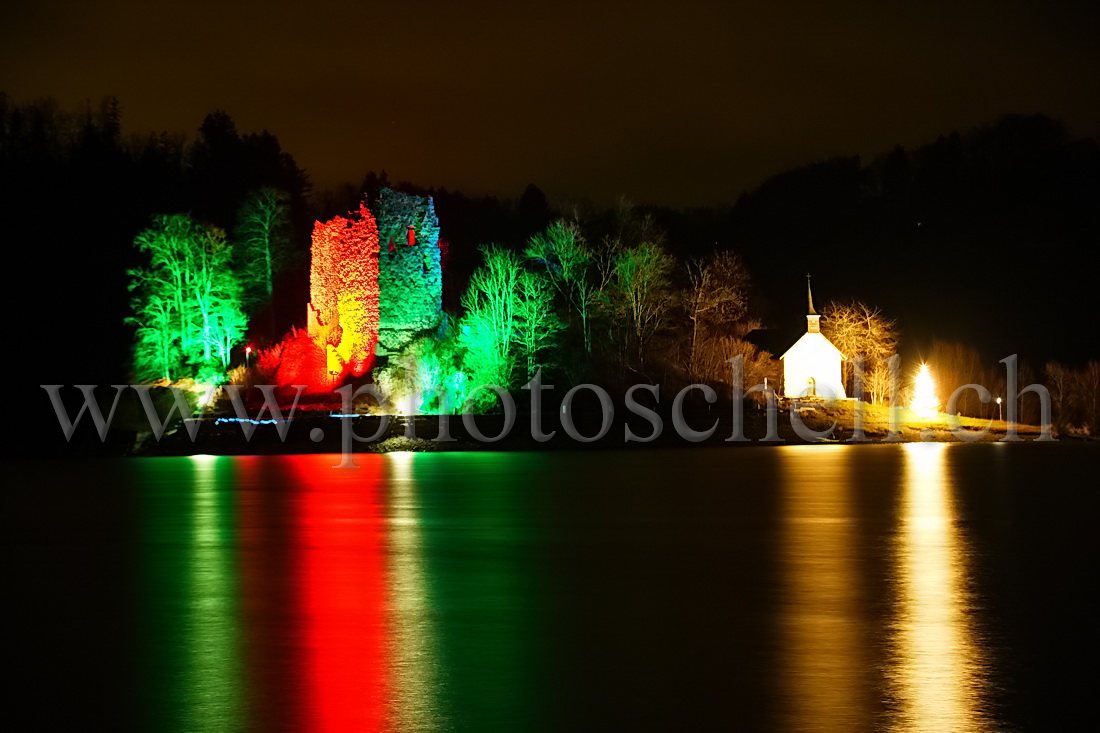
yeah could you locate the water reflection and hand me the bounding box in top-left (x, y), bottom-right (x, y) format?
top-left (185, 455), bottom-right (244, 732)
top-left (140, 453), bottom-right (520, 731)
top-left (133, 456), bottom-right (245, 732)
top-left (292, 454), bottom-right (390, 732)
top-left (118, 446), bottom-right (1015, 731)
top-left (385, 452), bottom-right (444, 731)
top-left (234, 454), bottom-right (303, 731)
top-left (890, 443), bottom-right (991, 731)
top-left (415, 453), bottom-right (549, 730)
top-left (778, 445), bottom-right (871, 731)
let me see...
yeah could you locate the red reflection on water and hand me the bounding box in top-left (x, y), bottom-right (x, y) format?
top-left (292, 454), bottom-right (390, 733)
top-left (235, 455), bottom-right (304, 730)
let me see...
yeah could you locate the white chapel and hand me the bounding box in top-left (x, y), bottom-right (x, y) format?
top-left (780, 277), bottom-right (846, 400)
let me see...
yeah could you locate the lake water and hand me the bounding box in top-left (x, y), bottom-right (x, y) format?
top-left (4, 443), bottom-right (1096, 731)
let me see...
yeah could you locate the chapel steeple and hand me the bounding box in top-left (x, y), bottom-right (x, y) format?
top-left (806, 274), bottom-right (821, 333)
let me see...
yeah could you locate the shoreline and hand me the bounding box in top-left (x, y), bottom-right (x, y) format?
top-left (129, 402), bottom-right (1062, 456)
top-left (13, 400), bottom-right (1078, 459)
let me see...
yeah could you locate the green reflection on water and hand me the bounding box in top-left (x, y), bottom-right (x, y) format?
top-left (130, 452), bottom-right (557, 732)
top-left (135, 456), bottom-right (244, 733)
top-left (414, 452), bottom-right (552, 732)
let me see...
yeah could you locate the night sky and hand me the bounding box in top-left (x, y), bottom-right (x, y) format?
top-left (4, 0), bottom-right (1099, 206)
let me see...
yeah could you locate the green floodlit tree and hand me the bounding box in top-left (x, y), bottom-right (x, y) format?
top-left (375, 333), bottom-right (467, 415)
top-left (513, 269), bottom-right (564, 378)
top-left (458, 245), bottom-right (521, 401)
top-left (602, 241), bottom-right (676, 369)
top-left (127, 214), bottom-right (247, 382)
top-left (128, 284), bottom-right (179, 382)
top-left (525, 220), bottom-right (594, 352)
top-left (375, 243), bottom-right (562, 415)
top-left (455, 244), bottom-right (564, 410)
top-left (234, 187), bottom-right (291, 331)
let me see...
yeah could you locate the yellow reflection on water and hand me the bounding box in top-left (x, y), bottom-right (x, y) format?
top-left (891, 443), bottom-right (990, 731)
top-left (386, 452), bottom-right (444, 731)
top-left (779, 445), bottom-right (869, 732)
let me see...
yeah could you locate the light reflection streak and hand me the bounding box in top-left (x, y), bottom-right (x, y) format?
top-left (890, 443), bottom-right (990, 731)
top-left (778, 445), bottom-right (868, 731)
top-left (293, 454), bottom-right (389, 733)
top-left (186, 455), bottom-right (243, 732)
top-left (385, 452), bottom-right (444, 730)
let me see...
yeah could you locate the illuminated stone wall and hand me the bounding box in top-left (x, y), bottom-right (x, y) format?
top-left (375, 189), bottom-right (443, 353)
top-left (307, 204), bottom-right (381, 378)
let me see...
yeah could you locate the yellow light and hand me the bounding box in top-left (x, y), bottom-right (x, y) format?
top-left (910, 363), bottom-right (939, 419)
top-left (892, 442), bottom-right (991, 730)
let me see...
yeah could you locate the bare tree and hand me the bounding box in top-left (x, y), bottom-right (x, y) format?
top-left (693, 336), bottom-right (779, 402)
top-left (235, 187), bottom-right (291, 332)
top-left (865, 360), bottom-right (896, 407)
top-left (513, 270), bottom-right (563, 378)
top-left (1079, 361), bottom-right (1100, 432)
top-left (602, 241), bottom-right (676, 369)
top-left (460, 245), bottom-right (520, 375)
top-left (686, 251), bottom-right (751, 373)
top-left (525, 220), bottom-right (594, 352)
top-left (611, 196), bottom-right (664, 249)
top-left (927, 340), bottom-right (1005, 417)
top-left (1045, 361), bottom-right (1074, 427)
top-left (821, 300), bottom-right (898, 401)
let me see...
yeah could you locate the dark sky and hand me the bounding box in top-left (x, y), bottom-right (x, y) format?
top-left (3, 0), bottom-right (1099, 206)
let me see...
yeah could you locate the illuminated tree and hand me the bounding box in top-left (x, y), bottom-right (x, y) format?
top-left (601, 241), bottom-right (676, 368)
top-left (274, 327), bottom-right (329, 394)
top-left (513, 270), bottom-right (563, 378)
top-left (448, 244), bottom-right (564, 409)
top-left (374, 333), bottom-right (466, 414)
top-left (128, 286), bottom-right (180, 382)
top-left (686, 251), bottom-right (751, 372)
top-left (308, 204), bottom-right (380, 377)
top-left (196, 255), bottom-right (248, 375)
top-left (458, 245), bottom-right (520, 396)
top-left (1081, 361), bottom-right (1100, 432)
top-left (866, 360), bottom-right (897, 407)
top-left (910, 363), bottom-right (939, 417)
top-left (525, 220), bottom-right (594, 352)
top-left (821, 300), bottom-right (898, 401)
top-left (127, 214), bottom-right (247, 381)
top-left (234, 187), bottom-right (291, 329)
top-left (693, 336), bottom-right (779, 402)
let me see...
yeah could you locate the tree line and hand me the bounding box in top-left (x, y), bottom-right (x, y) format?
top-left (4, 93), bottom-right (1098, 436)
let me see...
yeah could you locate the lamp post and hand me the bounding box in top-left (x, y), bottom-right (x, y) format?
top-left (996, 396), bottom-right (1002, 422)
top-left (245, 345), bottom-right (253, 369)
